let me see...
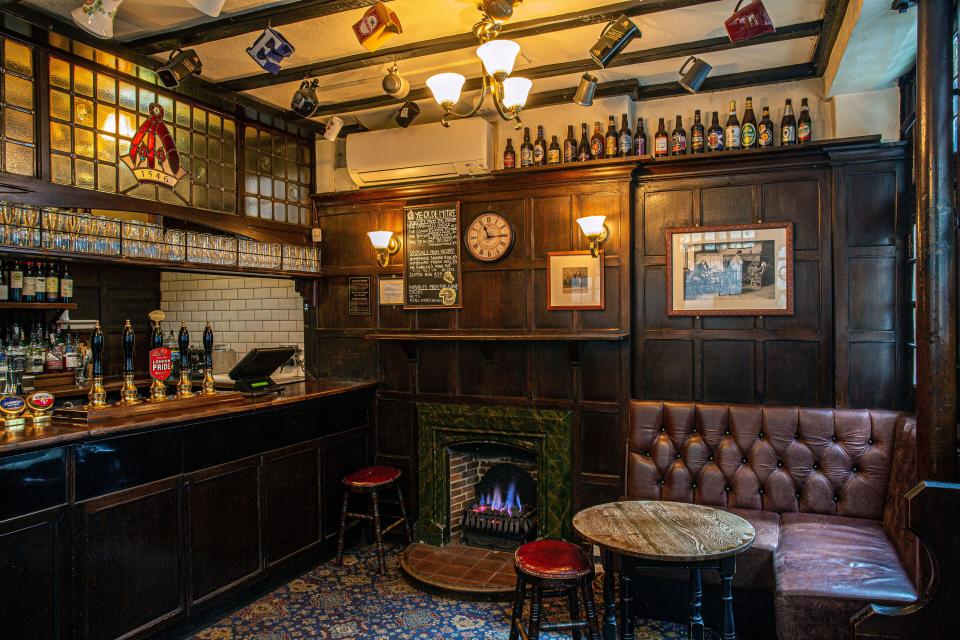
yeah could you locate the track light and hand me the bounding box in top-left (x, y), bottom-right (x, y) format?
top-left (157, 49), bottom-right (202, 89)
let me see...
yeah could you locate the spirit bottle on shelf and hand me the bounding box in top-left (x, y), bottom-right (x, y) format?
top-left (724, 101), bottom-right (742, 151)
top-left (741, 97), bottom-right (758, 150)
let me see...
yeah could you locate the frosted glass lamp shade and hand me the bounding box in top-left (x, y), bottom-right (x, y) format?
top-left (576, 216), bottom-right (607, 237)
top-left (426, 73), bottom-right (466, 106)
top-left (367, 231), bottom-right (395, 249)
top-left (186, 0), bottom-right (226, 17)
top-left (476, 40), bottom-right (520, 78)
top-left (501, 77), bottom-right (532, 109)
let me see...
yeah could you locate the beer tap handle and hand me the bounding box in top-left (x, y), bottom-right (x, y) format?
top-left (91, 321), bottom-right (104, 378)
top-left (121, 319), bottom-right (135, 375)
top-left (178, 322), bottom-right (190, 369)
top-left (202, 322), bottom-right (214, 370)
top-left (150, 321), bottom-right (163, 350)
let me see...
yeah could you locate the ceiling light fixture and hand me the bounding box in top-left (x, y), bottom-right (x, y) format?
top-left (157, 49), bottom-right (202, 88)
top-left (425, 9), bottom-right (532, 130)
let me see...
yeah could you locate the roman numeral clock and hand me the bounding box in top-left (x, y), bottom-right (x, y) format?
top-left (465, 212), bottom-right (515, 263)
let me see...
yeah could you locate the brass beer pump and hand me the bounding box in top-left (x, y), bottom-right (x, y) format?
top-left (117, 319), bottom-right (141, 406)
top-left (86, 321), bottom-right (108, 409)
top-left (201, 322), bottom-right (216, 396)
top-left (148, 316), bottom-right (168, 403)
top-left (176, 321), bottom-right (195, 399)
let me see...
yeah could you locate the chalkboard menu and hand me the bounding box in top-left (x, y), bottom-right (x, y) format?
top-left (403, 202), bottom-right (462, 309)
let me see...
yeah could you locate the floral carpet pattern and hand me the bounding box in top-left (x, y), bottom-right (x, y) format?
top-left (191, 543), bottom-right (708, 640)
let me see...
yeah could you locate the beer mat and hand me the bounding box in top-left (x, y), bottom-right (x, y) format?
top-left (53, 390), bottom-right (245, 424)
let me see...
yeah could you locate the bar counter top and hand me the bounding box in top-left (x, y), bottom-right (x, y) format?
top-left (0, 379), bottom-right (376, 456)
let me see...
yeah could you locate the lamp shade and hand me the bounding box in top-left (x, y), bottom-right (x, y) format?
top-left (367, 231), bottom-right (394, 250)
top-left (426, 72), bottom-right (466, 106)
top-left (476, 39), bottom-right (520, 77)
top-left (576, 215), bottom-right (607, 237)
top-left (186, 0), bottom-right (226, 17)
top-left (72, 0), bottom-right (124, 39)
top-left (501, 77), bottom-right (532, 109)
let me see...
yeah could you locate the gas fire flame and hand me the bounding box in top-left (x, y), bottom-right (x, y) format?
top-left (473, 480), bottom-right (523, 516)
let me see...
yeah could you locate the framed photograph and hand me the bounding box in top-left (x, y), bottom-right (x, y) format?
top-left (547, 250), bottom-right (605, 310)
top-left (666, 222), bottom-right (793, 316)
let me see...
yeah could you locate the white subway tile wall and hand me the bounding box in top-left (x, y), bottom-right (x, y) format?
top-left (159, 272), bottom-right (304, 358)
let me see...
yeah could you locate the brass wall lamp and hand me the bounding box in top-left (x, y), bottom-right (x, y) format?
top-left (576, 215), bottom-right (610, 258)
top-left (368, 231), bottom-right (401, 267)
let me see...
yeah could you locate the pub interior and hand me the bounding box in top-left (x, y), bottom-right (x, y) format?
top-left (0, 1), bottom-right (956, 639)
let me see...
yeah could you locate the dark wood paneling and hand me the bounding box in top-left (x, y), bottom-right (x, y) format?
top-left (642, 340), bottom-right (695, 401)
top-left (848, 256), bottom-right (897, 332)
top-left (580, 411), bottom-right (623, 476)
top-left (322, 429), bottom-right (370, 540)
top-left (846, 172), bottom-right (898, 247)
top-left (642, 189), bottom-right (694, 256)
top-left (264, 446), bottom-right (321, 566)
top-left (702, 340), bottom-right (756, 404)
top-left (764, 340), bottom-right (822, 406)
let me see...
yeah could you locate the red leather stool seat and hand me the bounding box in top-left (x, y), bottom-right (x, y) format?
top-left (343, 465), bottom-right (401, 488)
top-left (515, 539), bottom-right (592, 580)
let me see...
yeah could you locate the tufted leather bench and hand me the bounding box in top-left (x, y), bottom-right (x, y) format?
top-left (626, 402), bottom-right (920, 640)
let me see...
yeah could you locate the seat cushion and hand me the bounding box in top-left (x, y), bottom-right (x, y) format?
top-left (774, 512), bottom-right (917, 640)
top-left (343, 465), bottom-right (401, 488)
top-left (515, 540), bottom-right (591, 580)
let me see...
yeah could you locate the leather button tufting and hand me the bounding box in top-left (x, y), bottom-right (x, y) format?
top-left (868, 438), bottom-right (874, 445)
top-left (725, 485), bottom-right (731, 492)
top-left (676, 453), bottom-right (682, 460)
top-left (708, 455), bottom-right (715, 461)
top-left (691, 482), bottom-right (697, 489)
top-left (725, 430), bottom-right (731, 436)
top-left (741, 457), bottom-right (748, 464)
top-left (852, 465), bottom-right (859, 473)
top-left (777, 460), bottom-right (783, 468)
top-left (813, 462), bottom-right (820, 470)
top-left (758, 488), bottom-right (764, 495)
top-left (795, 491), bottom-right (802, 499)
top-left (831, 435), bottom-right (838, 442)
top-left (644, 451), bottom-right (651, 457)
top-left (833, 495), bottom-right (840, 502)
top-left (758, 431), bottom-right (764, 438)
top-left (660, 427), bottom-right (666, 433)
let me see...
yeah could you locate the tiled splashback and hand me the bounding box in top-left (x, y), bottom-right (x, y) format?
top-left (159, 272), bottom-right (304, 358)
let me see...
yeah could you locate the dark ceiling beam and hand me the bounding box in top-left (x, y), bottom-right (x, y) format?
top-left (812, 0), bottom-right (850, 75)
top-left (219, 0), bottom-right (725, 92)
top-left (308, 22), bottom-right (820, 118)
top-left (126, 0), bottom-right (393, 54)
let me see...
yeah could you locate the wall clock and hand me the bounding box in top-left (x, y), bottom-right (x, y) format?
top-left (464, 212), bottom-right (515, 262)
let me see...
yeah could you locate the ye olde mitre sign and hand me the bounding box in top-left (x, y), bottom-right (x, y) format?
top-left (122, 103), bottom-right (188, 190)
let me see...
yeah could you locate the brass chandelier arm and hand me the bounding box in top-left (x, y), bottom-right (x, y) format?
top-left (440, 72), bottom-right (492, 128)
top-left (490, 80), bottom-right (523, 130)
top-left (439, 66), bottom-right (524, 129)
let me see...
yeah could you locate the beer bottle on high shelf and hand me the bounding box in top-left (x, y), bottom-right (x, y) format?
top-left (60, 263), bottom-right (73, 303)
top-left (707, 111), bottom-right (724, 152)
top-left (758, 106), bottom-right (775, 147)
top-left (724, 101), bottom-right (742, 151)
top-left (654, 118), bottom-right (669, 158)
top-left (618, 113), bottom-right (633, 157)
top-left (591, 121), bottom-right (605, 159)
top-left (604, 116), bottom-right (618, 158)
top-left (634, 117), bottom-right (647, 156)
top-left (22, 261), bottom-right (36, 303)
top-left (563, 125), bottom-right (577, 162)
top-left (520, 127), bottom-right (534, 167)
top-left (670, 115), bottom-right (687, 156)
top-left (503, 138), bottom-right (516, 169)
top-left (533, 125), bottom-right (547, 165)
top-left (690, 110), bottom-right (705, 154)
top-left (34, 263), bottom-right (46, 302)
top-left (741, 97), bottom-right (758, 149)
top-left (798, 98), bottom-right (812, 144)
top-left (45, 263), bottom-right (59, 303)
top-left (9, 260), bottom-right (22, 302)
top-left (0, 264), bottom-right (7, 302)
top-left (547, 135), bottom-right (561, 164)
top-left (577, 123), bottom-right (592, 161)
top-left (781, 99), bottom-right (798, 145)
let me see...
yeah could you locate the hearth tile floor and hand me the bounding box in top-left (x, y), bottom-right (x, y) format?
top-left (189, 542), bottom-right (716, 639)
top-left (401, 542), bottom-right (517, 594)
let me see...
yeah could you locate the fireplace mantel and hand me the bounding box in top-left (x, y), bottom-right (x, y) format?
top-left (416, 403), bottom-right (572, 546)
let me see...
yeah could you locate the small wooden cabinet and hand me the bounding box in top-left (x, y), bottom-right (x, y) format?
top-left (263, 443), bottom-right (321, 566)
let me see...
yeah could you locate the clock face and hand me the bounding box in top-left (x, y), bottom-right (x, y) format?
top-left (465, 212), bottom-right (515, 262)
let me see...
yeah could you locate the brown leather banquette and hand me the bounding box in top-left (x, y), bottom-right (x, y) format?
top-left (626, 402), bottom-right (920, 640)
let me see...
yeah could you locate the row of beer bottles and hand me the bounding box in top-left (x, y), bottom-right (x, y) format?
top-left (505, 115), bottom-right (641, 167)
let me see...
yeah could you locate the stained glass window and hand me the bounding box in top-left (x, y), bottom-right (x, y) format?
top-left (242, 122), bottom-right (312, 226)
top-left (0, 37), bottom-right (36, 176)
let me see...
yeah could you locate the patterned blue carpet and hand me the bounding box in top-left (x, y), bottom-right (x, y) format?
top-left (191, 543), bottom-right (703, 639)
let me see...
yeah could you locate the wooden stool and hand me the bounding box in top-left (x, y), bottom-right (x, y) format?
top-left (509, 539), bottom-right (601, 640)
top-left (335, 465), bottom-right (412, 574)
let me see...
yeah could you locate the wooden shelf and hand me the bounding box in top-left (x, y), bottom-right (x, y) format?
top-left (365, 331), bottom-right (628, 342)
top-left (0, 302), bottom-right (78, 310)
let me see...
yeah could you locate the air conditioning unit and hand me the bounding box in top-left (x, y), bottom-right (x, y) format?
top-left (346, 118), bottom-right (494, 187)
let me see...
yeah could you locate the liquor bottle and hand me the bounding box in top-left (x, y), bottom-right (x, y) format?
top-left (22, 262), bottom-right (36, 303)
top-left (798, 98), bottom-right (812, 144)
top-left (503, 138), bottom-right (516, 169)
top-left (563, 125), bottom-right (577, 163)
top-left (724, 101), bottom-right (742, 151)
top-left (690, 110), bottom-right (705, 154)
top-left (781, 99), bottom-right (797, 145)
top-left (758, 106), bottom-right (775, 148)
top-left (741, 97), bottom-right (758, 149)
top-left (63, 333), bottom-right (78, 372)
top-left (35, 263), bottom-right (46, 303)
top-left (577, 123), bottom-right (591, 161)
top-left (707, 111), bottom-right (724, 152)
top-left (634, 118), bottom-right (647, 156)
top-left (9, 260), bottom-right (22, 302)
top-left (547, 135), bottom-right (561, 164)
top-left (670, 115), bottom-right (687, 156)
top-left (45, 263), bottom-right (59, 303)
top-left (60, 263), bottom-right (73, 303)
top-left (533, 125), bottom-right (547, 165)
top-left (604, 116), bottom-right (618, 158)
top-left (590, 121), bottom-right (605, 159)
top-left (654, 118), bottom-right (669, 158)
top-left (0, 265), bottom-right (7, 302)
top-left (520, 127), bottom-right (534, 167)
top-left (45, 331), bottom-right (63, 374)
top-left (617, 113), bottom-right (633, 157)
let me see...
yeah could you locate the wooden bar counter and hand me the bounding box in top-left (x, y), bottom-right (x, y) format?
top-left (0, 380), bottom-right (376, 640)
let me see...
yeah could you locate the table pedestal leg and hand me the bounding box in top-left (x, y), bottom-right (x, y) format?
top-left (688, 568), bottom-right (703, 640)
top-left (719, 556), bottom-right (736, 640)
top-left (619, 556), bottom-right (635, 640)
top-left (601, 549), bottom-right (618, 640)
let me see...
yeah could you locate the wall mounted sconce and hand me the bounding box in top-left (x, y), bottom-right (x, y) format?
top-left (576, 215), bottom-right (609, 258)
top-left (368, 231), bottom-right (400, 267)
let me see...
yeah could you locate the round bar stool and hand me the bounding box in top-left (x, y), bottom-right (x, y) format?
top-left (335, 465), bottom-right (412, 574)
top-left (509, 539), bottom-right (601, 640)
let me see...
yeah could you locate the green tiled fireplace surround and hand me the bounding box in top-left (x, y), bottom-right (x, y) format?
top-left (416, 403), bottom-right (572, 545)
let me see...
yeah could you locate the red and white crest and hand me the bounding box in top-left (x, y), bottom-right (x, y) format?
top-left (122, 103), bottom-right (187, 190)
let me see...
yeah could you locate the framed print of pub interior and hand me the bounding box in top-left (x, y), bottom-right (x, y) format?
top-left (0, 1), bottom-right (956, 640)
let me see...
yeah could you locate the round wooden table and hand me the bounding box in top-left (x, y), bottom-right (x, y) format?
top-left (573, 501), bottom-right (756, 640)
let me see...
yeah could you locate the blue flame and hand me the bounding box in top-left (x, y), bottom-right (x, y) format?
top-left (477, 480), bottom-right (523, 515)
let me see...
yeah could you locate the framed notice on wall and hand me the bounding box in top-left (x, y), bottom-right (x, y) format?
top-left (348, 276), bottom-right (372, 316)
top-left (403, 202), bottom-right (462, 309)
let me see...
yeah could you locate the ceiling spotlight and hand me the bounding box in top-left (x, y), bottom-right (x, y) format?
top-left (678, 56), bottom-right (712, 94)
top-left (72, 0), bottom-right (124, 39)
top-left (589, 14), bottom-right (640, 68)
top-left (157, 49), bottom-right (202, 89)
top-left (382, 64), bottom-right (410, 99)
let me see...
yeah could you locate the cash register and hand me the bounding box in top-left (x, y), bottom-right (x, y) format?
top-left (228, 346), bottom-right (296, 397)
